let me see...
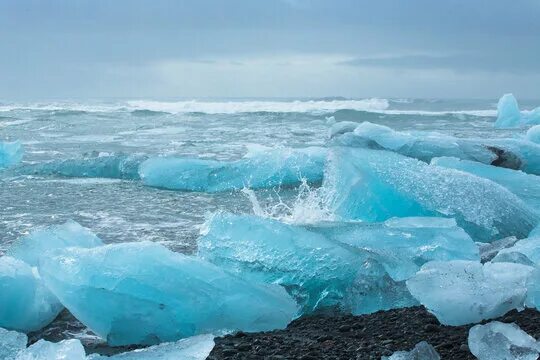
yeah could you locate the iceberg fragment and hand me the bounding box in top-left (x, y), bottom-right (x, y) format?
top-left (406, 260), bottom-right (533, 325)
top-left (468, 321), bottom-right (540, 360)
top-left (527, 125), bottom-right (540, 144)
top-left (0, 327), bottom-right (27, 360)
top-left (39, 241), bottom-right (297, 346)
top-left (139, 147), bottom-right (326, 192)
top-left (0, 256), bottom-right (63, 332)
top-left (432, 156), bottom-right (540, 214)
top-left (492, 236), bottom-right (540, 266)
top-left (477, 236), bottom-right (519, 263)
top-left (16, 339), bottom-right (86, 360)
top-left (495, 94), bottom-right (540, 128)
top-left (88, 334), bottom-right (215, 360)
top-left (382, 341), bottom-right (440, 360)
top-left (0, 141), bottom-right (23, 169)
top-left (199, 213), bottom-right (477, 313)
top-left (323, 147), bottom-right (538, 242)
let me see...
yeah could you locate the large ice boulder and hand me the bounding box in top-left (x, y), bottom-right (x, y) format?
top-left (39, 241), bottom-right (297, 346)
top-left (0, 327), bottom-right (27, 360)
top-left (406, 260), bottom-right (533, 325)
top-left (0, 141), bottom-right (23, 169)
top-left (0, 256), bottom-right (63, 332)
top-left (495, 94), bottom-right (540, 128)
top-left (323, 147), bottom-right (538, 242)
top-left (139, 147), bottom-right (326, 192)
top-left (526, 125), bottom-right (540, 144)
top-left (16, 339), bottom-right (86, 360)
top-left (468, 321), bottom-right (540, 360)
top-left (199, 213), bottom-right (478, 313)
top-left (382, 341), bottom-right (440, 360)
top-left (88, 334), bottom-right (215, 360)
top-left (432, 156), bottom-right (540, 214)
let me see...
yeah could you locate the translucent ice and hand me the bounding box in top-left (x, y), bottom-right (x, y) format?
top-left (492, 236), bottom-right (540, 266)
top-left (495, 94), bottom-right (540, 128)
top-left (0, 256), bottom-right (63, 332)
top-left (88, 334), bottom-right (215, 360)
top-left (526, 125), bottom-right (540, 144)
top-left (0, 141), bottom-right (23, 169)
top-left (432, 156), bottom-right (540, 214)
top-left (406, 260), bottom-right (533, 325)
top-left (16, 339), bottom-right (86, 360)
top-left (323, 147), bottom-right (538, 242)
top-left (468, 321), bottom-right (540, 360)
top-left (0, 327), bottom-right (27, 360)
top-left (382, 341), bottom-right (440, 360)
top-left (39, 241), bottom-right (297, 346)
top-left (139, 147), bottom-right (326, 192)
top-left (531, 224), bottom-right (540, 238)
top-left (199, 213), bottom-right (477, 313)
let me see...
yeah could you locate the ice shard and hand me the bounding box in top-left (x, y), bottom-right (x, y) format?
top-left (199, 213), bottom-right (477, 313)
top-left (382, 341), bottom-right (440, 360)
top-left (432, 156), bottom-right (540, 214)
top-left (38, 241), bottom-right (297, 346)
top-left (468, 321), bottom-right (540, 360)
top-left (406, 260), bottom-right (533, 325)
top-left (0, 141), bottom-right (23, 169)
top-left (0, 327), bottom-right (27, 360)
top-left (323, 147), bottom-right (538, 242)
top-left (16, 339), bottom-right (86, 360)
top-left (527, 125), bottom-right (540, 144)
top-left (495, 94), bottom-right (540, 129)
top-left (139, 147), bottom-right (326, 192)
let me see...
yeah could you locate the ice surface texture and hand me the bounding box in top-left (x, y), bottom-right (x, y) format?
top-left (468, 321), bottom-right (540, 360)
top-left (0, 327), bottom-right (28, 360)
top-left (495, 94), bottom-right (540, 129)
top-left (527, 125), bottom-right (540, 144)
top-left (38, 241), bottom-right (297, 346)
top-left (432, 156), bottom-right (540, 214)
top-left (382, 341), bottom-right (440, 360)
top-left (199, 213), bottom-right (478, 313)
top-left (0, 141), bottom-right (23, 169)
top-left (323, 147), bottom-right (538, 242)
top-left (406, 260), bottom-right (533, 325)
top-left (139, 147), bottom-right (326, 192)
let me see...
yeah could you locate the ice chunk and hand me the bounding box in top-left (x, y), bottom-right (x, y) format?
top-left (88, 334), bottom-right (215, 360)
top-left (432, 156), bottom-right (540, 214)
top-left (139, 147), bottom-right (326, 192)
top-left (8, 220), bottom-right (103, 266)
top-left (13, 154), bottom-right (145, 180)
top-left (0, 327), bottom-right (27, 360)
top-left (492, 236), bottom-right (540, 266)
top-left (0, 256), bottom-right (63, 332)
top-left (495, 94), bottom-right (540, 128)
top-left (328, 121), bottom-right (360, 139)
top-left (406, 260), bottom-right (533, 325)
top-left (16, 339), bottom-right (86, 360)
top-left (468, 321), bottom-right (540, 360)
top-left (39, 241), bottom-right (297, 346)
top-left (323, 147), bottom-right (538, 242)
top-left (382, 341), bottom-right (440, 360)
top-left (199, 213), bottom-right (477, 313)
top-left (0, 141), bottom-right (23, 169)
top-left (477, 236), bottom-right (519, 263)
top-left (527, 125), bottom-right (540, 144)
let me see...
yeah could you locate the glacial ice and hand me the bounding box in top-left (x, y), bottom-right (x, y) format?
top-left (477, 236), bottom-right (519, 263)
top-left (323, 147), bottom-right (538, 242)
top-left (527, 125), bottom-right (540, 144)
top-left (382, 341), bottom-right (440, 360)
top-left (331, 121), bottom-right (540, 175)
top-left (38, 241), bottom-right (297, 346)
top-left (531, 224), bottom-right (540, 238)
top-left (0, 327), bottom-right (27, 360)
top-left (406, 260), bottom-right (533, 325)
top-left (13, 154), bottom-right (145, 180)
top-left (16, 339), bottom-right (86, 360)
top-left (0, 256), bottom-right (63, 332)
top-left (88, 334), bottom-right (215, 360)
top-left (432, 156), bottom-right (540, 214)
top-left (199, 213), bottom-right (478, 313)
top-left (468, 321), bottom-right (540, 360)
top-left (139, 147), bottom-right (326, 192)
top-left (492, 236), bottom-right (540, 266)
top-left (0, 141), bottom-right (23, 169)
top-left (8, 220), bottom-right (104, 266)
top-left (495, 94), bottom-right (540, 128)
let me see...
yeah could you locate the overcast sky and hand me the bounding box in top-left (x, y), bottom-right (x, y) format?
top-left (1, 0), bottom-right (539, 100)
